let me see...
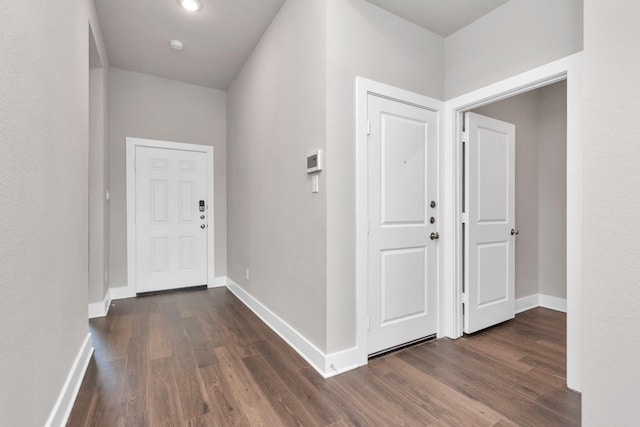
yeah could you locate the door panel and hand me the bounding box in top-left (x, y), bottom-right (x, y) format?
top-left (368, 94), bottom-right (438, 355)
top-left (465, 112), bottom-right (516, 333)
top-left (136, 146), bottom-right (208, 293)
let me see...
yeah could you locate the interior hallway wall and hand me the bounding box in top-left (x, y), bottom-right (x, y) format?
top-left (537, 81), bottom-right (567, 299)
top-left (108, 68), bottom-right (228, 291)
top-left (89, 67), bottom-right (110, 304)
top-left (445, 0), bottom-right (583, 99)
top-left (582, 0), bottom-right (640, 423)
top-left (227, 0), bottom-right (328, 351)
top-left (0, 0), bottom-right (91, 424)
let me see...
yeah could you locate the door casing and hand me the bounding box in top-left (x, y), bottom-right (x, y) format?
top-left (125, 137), bottom-right (215, 297)
top-left (356, 77), bottom-right (444, 367)
top-left (442, 52), bottom-right (584, 391)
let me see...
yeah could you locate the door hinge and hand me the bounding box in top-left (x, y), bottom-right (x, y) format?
top-left (461, 212), bottom-right (469, 223)
top-left (462, 292), bottom-right (469, 305)
top-left (367, 120), bottom-right (371, 136)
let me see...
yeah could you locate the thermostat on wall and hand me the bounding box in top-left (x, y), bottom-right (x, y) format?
top-left (306, 149), bottom-right (323, 173)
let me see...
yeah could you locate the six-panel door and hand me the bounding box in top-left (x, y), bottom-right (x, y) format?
top-left (135, 146), bottom-right (208, 293)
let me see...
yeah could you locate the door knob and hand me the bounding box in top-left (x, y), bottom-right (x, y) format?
top-left (511, 228), bottom-right (519, 236)
top-left (200, 224), bottom-right (206, 229)
top-left (430, 232), bottom-right (440, 240)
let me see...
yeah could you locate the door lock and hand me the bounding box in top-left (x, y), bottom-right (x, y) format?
top-left (200, 224), bottom-right (206, 229)
top-left (430, 201), bottom-right (437, 208)
top-left (430, 232), bottom-right (440, 240)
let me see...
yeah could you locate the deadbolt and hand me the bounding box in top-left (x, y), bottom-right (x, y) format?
top-left (430, 201), bottom-right (436, 208)
top-left (511, 228), bottom-right (519, 236)
top-left (430, 217), bottom-right (436, 224)
top-left (430, 232), bottom-right (440, 240)
top-left (200, 224), bottom-right (206, 229)
top-left (200, 215), bottom-right (205, 220)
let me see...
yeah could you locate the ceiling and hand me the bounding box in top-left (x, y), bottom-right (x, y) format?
top-left (94, 0), bottom-right (286, 90)
top-left (94, 0), bottom-right (509, 90)
top-left (365, 0), bottom-right (510, 37)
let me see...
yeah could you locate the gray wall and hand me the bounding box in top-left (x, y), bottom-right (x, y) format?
top-left (583, 0), bottom-right (640, 424)
top-left (473, 80), bottom-right (567, 300)
top-left (537, 82), bottom-right (567, 299)
top-left (0, 0), bottom-right (90, 424)
top-left (445, 0), bottom-right (583, 99)
top-left (108, 68), bottom-right (228, 290)
top-left (88, 14), bottom-right (110, 305)
top-left (89, 66), bottom-right (110, 304)
top-left (227, 0), bottom-right (328, 351)
top-left (325, 0), bottom-right (444, 352)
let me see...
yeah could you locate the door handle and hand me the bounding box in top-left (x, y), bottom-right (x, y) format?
top-left (511, 228), bottom-right (519, 236)
top-left (430, 232), bottom-right (440, 240)
top-left (200, 224), bottom-right (206, 229)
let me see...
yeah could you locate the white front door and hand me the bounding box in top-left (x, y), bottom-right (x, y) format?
top-left (464, 112), bottom-right (516, 333)
top-left (367, 94), bottom-right (439, 355)
top-left (135, 146), bottom-right (209, 293)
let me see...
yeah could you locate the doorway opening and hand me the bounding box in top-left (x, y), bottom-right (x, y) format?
top-left (443, 53), bottom-right (583, 391)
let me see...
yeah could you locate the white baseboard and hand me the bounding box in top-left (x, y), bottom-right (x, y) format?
top-left (45, 333), bottom-right (94, 427)
top-left (516, 294), bottom-right (567, 314)
top-left (515, 294), bottom-right (540, 314)
top-left (208, 276), bottom-right (227, 288)
top-left (539, 294), bottom-right (567, 313)
top-left (109, 285), bottom-right (135, 300)
top-left (225, 278), bottom-right (362, 378)
top-left (88, 289), bottom-right (112, 319)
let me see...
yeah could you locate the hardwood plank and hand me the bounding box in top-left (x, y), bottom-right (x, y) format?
top-left (171, 335), bottom-right (211, 421)
top-left (199, 363), bottom-right (251, 426)
top-left (68, 290), bottom-right (581, 427)
top-left (148, 357), bottom-right (184, 426)
top-left (212, 346), bottom-right (281, 425)
top-left (254, 338), bottom-right (343, 425)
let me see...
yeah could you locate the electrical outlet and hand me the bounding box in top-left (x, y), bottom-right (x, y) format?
top-left (245, 268), bottom-right (250, 281)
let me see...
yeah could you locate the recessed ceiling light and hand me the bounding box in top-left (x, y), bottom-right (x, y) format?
top-left (179, 0), bottom-right (202, 12)
top-left (169, 39), bottom-right (184, 51)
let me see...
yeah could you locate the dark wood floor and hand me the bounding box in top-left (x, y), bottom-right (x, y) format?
top-left (68, 288), bottom-right (580, 426)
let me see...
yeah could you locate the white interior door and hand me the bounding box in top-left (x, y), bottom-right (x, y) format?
top-left (464, 112), bottom-right (516, 333)
top-left (367, 94), bottom-right (438, 355)
top-left (135, 146), bottom-right (208, 293)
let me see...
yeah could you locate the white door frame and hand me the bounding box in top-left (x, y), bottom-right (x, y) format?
top-left (355, 77), bottom-right (444, 366)
top-left (441, 52), bottom-right (583, 391)
top-left (125, 137), bottom-right (215, 296)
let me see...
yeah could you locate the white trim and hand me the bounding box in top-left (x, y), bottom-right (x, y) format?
top-left (44, 333), bottom-right (93, 427)
top-left (125, 137), bottom-right (215, 296)
top-left (515, 294), bottom-right (540, 314)
top-left (88, 288), bottom-right (112, 319)
top-left (443, 52), bottom-right (583, 391)
top-left (109, 285), bottom-right (135, 300)
top-left (539, 294), bottom-right (567, 313)
top-left (226, 278), bottom-right (361, 378)
top-left (516, 294), bottom-right (568, 314)
top-left (355, 77), bottom-right (444, 367)
top-left (208, 276), bottom-right (227, 288)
